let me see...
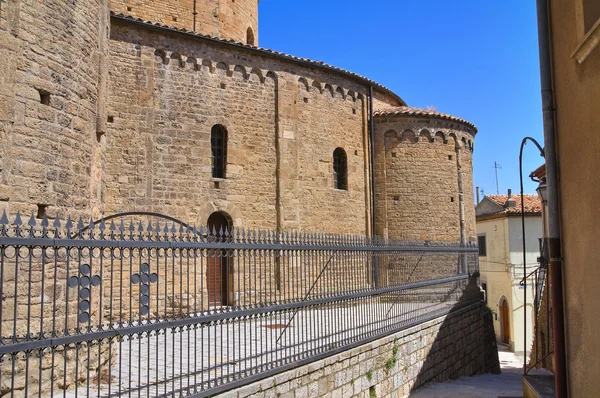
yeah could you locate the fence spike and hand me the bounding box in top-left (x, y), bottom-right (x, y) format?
top-left (170, 223), bottom-right (176, 234)
top-left (88, 217), bottom-right (95, 231)
top-left (53, 215), bottom-right (61, 229)
top-left (197, 225), bottom-right (204, 238)
top-left (14, 211), bottom-right (22, 226)
top-left (137, 220), bottom-right (143, 232)
top-left (65, 215), bottom-right (73, 230)
top-left (99, 218), bottom-right (106, 231)
top-left (109, 220), bottom-right (116, 231)
top-left (76, 217), bottom-right (85, 231)
top-left (0, 210), bottom-right (8, 225)
top-left (27, 213), bottom-right (36, 227)
top-left (41, 214), bottom-right (49, 228)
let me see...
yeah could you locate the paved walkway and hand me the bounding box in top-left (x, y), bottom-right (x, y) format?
top-left (410, 345), bottom-right (525, 397)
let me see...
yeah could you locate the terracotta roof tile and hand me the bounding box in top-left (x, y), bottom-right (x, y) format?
top-left (485, 194), bottom-right (542, 214)
top-left (110, 12), bottom-right (407, 106)
top-left (373, 106), bottom-right (477, 132)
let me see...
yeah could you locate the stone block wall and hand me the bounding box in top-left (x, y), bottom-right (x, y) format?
top-left (373, 115), bottom-right (476, 244)
top-left (106, 28), bottom-right (279, 228)
top-left (221, 302), bottom-right (498, 398)
top-left (105, 20), bottom-right (379, 235)
top-left (109, 0), bottom-right (259, 45)
top-left (0, 0), bottom-right (110, 219)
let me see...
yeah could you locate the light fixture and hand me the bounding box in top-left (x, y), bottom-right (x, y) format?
top-left (536, 176), bottom-right (548, 204)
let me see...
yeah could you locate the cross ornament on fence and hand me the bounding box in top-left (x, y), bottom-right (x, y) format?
top-left (67, 264), bottom-right (102, 323)
top-left (131, 263), bottom-right (158, 316)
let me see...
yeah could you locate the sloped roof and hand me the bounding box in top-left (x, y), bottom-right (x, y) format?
top-left (482, 194), bottom-right (542, 214)
top-left (110, 12), bottom-right (407, 106)
top-left (374, 106), bottom-right (477, 133)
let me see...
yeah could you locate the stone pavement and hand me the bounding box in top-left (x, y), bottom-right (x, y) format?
top-left (410, 345), bottom-right (525, 397)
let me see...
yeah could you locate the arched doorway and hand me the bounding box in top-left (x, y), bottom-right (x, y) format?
top-left (207, 212), bottom-right (233, 306)
top-left (499, 297), bottom-right (511, 344)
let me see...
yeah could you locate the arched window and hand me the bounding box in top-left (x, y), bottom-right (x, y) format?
top-left (333, 148), bottom-right (347, 190)
top-left (211, 125), bottom-right (227, 178)
top-left (246, 27), bottom-right (255, 46)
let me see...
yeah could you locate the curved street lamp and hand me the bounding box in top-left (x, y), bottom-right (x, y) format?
top-left (518, 136), bottom-right (545, 374)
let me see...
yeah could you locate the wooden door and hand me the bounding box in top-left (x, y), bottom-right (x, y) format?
top-left (206, 212), bottom-right (231, 306)
top-left (207, 248), bottom-right (223, 306)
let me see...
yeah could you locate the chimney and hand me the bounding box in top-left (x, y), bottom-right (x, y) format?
top-left (476, 186), bottom-right (480, 204)
top-left (505, 189), bottom-right (517, 208)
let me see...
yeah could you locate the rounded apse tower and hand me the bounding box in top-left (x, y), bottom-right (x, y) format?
top-left (0, 0), bottom-right (110, 217)
top-left (110, 0), bottom-right (260, 45)
top-left (373, 107), bottom-right (477, 244)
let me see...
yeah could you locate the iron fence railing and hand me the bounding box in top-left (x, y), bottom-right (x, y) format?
top-left (0, 211), bottom-right (480, 397)
top-left (525, 238), bottom-right (552, 373)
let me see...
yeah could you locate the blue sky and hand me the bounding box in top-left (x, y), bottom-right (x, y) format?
top-left (259, 0), bottom-right (545, 200)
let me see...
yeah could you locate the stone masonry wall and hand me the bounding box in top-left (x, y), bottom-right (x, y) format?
top-left (0, 0), bottom-right (110, 219)
top-left (105, 21), bottom-right (380, 234)
top-left (109, 0), bottom-right (259, 45)
top-left (221, 302), bottom-right (498, 398)
top-left (374, 116), bottom-right (476, 243)
top-left (106, 26), bottom-right (278, 228)
top-left (0, 1), bottom-right (112, 395)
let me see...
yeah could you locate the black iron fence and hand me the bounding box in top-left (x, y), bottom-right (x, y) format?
top-left (0, 211), bottom-right (480, 397)
top-left (525, 238), bottom-right (553, 373)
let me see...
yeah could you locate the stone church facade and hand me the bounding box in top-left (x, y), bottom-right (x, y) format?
top-left (0, 0), bottom-right (477, 244)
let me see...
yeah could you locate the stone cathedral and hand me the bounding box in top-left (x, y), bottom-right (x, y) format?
top-left (0, 0), bottom-right (477, 244)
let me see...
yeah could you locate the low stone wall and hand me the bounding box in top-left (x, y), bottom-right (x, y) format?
top-left (221, 302), bottom-right (499, 398)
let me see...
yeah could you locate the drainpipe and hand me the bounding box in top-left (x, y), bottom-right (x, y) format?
top-left (368, 86), bottom-right (378, 288)
top-left (455, 142), bottom-right (467, 274)
top-left (536, 1), bottom-right (567, 396)
top-left (368, 86), bottom-right (376, 237)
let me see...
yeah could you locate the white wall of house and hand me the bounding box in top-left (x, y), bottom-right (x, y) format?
top-left (478, 215), bottom-right (542, 355)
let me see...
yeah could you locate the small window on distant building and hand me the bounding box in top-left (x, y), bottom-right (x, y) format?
top-left (246, 27), bottom-right (255, 46)
top-left (478, 234), bottom-right (487, 257)
top-left (333, 148), bottom-right (348, 190)
top-left (584, 0), bottom-right (600, 33)
top-left (211, 125), bottom-right (227, 178)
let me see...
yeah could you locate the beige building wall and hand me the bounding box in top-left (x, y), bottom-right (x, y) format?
top-left (547, 1), bottom-right (600, 395)
top-left (478, 216), bottom-right (539, 355)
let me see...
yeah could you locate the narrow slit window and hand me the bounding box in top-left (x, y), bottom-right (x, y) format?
top-left (246, 27), bottom-right (255, 46)
top-left (211, 125), bottom-right (227, 178)
top-left (333, 147), bottom-right (348, 190)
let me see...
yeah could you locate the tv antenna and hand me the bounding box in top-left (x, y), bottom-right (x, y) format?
top-left (494, 161), bottom-right (502, 194)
